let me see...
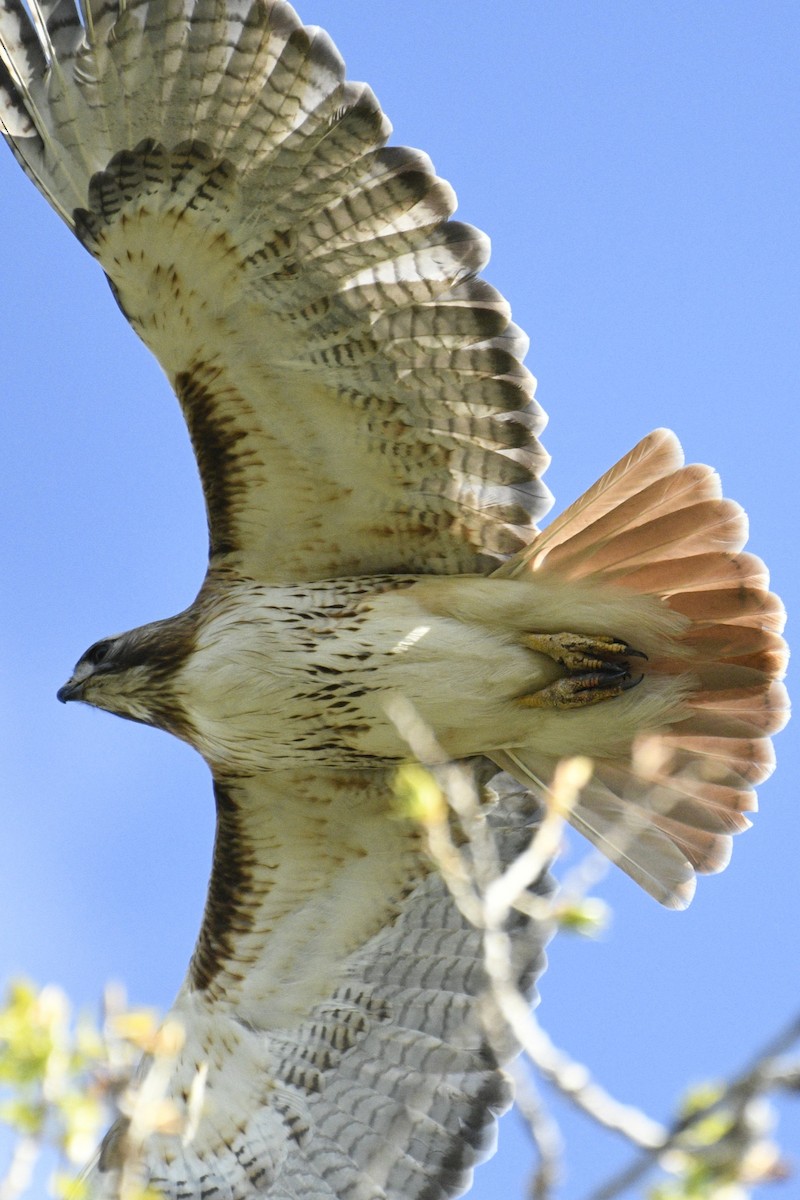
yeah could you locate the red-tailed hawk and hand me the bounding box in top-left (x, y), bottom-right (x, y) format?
top-left (0, 1), bottom-right (787, 1198)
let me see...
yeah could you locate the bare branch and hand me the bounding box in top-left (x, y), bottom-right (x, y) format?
top-left (384, 711), bottom-right (800, 1199)
top-left (582, 1012), bottom-right (800, 1200)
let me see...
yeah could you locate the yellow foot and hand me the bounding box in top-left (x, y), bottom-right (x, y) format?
top-left (521, 632), bottom-right (647, 673)
top-left (518, 666), bottom-right (644, 710)
top-left (518, 631), bottom-right (647, 710)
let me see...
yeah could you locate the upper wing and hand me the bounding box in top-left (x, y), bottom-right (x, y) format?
top-left (0, 0), bottom-right (551, 582)
top-left (91, 768), bottom-right (551, 1200)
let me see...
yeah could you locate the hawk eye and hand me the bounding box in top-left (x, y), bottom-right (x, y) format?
top-left (86, 639), bottom-right (113, 666)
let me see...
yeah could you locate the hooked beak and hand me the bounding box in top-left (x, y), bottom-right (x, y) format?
top-left (57, 679), bottom-right (84, 703)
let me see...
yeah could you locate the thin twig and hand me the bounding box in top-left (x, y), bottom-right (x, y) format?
top-left (524, 1021), bottom-right (666, 1150)
top-left (509, 1061), bottom-right (564, 1200)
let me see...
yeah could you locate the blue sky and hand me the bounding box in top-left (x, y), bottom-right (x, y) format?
top-left (0, 2), bottom-right (798, 1197)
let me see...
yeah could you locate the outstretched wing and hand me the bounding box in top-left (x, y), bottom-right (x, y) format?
top-left (91, 769), bottom-right (551, 1200)
top-left (0, 0), bottom-right (551, 583)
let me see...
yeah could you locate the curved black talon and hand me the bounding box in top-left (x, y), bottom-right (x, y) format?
top-left (613, 640), bottom-right (648, 662)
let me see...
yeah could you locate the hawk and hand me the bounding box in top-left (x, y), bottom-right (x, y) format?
top-left (0, 1), bottom-right (787, 1198)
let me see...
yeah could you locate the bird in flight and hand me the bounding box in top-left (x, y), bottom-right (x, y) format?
top-left (0, 1), bottom-right (787, 1197)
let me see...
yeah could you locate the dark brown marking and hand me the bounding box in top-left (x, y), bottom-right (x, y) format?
top-left (189, 781), bottom-right (259, 992)
top-left (107, 609), bottom-right (198, 679)
top-left (174, 361), bottom-right (256, 560)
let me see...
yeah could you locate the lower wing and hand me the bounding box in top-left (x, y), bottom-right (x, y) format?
top-left (89, 766), bottom-right (551, 1200)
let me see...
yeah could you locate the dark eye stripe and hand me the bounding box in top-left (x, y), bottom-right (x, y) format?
top-left (86, 639), bottom-right (113, 665)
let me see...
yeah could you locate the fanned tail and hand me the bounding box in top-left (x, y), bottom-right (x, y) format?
top-left (494, 429), bottom-right (788, 908)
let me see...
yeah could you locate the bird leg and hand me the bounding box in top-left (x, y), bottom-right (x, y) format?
top-left (518, 632), bottom-right (646, 710)
top-left (520, 632), bottom-right (647, 672)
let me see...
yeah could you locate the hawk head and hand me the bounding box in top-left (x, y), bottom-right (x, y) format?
top-left (57, 614), bottom-right (197, 739)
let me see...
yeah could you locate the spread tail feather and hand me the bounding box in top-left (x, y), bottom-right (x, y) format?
top-left (493, 430), bottom-right (788, 908)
